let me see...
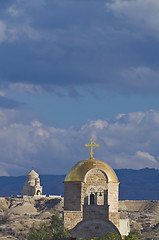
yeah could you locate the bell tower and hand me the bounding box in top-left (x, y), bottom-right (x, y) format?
top-left (64, 139), bottom-right (122, 239)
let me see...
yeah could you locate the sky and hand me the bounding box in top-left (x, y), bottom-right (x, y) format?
top-left (1, 0), bottom-right (159, 175)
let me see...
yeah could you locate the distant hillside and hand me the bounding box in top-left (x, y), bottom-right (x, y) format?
top-left (0, 168), bottom-right (159, 200)
top-left (117, 168), bottom-right (159, 200)
top-left (0, 175), bottom-right (65, 197)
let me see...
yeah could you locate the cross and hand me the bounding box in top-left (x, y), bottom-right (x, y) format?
top-left (93, 160), bottom-right (101, 169)
top-left (85, 138), bottom-right (99, 159)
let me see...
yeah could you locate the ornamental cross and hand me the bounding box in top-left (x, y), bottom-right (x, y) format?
top-left (93, 161), bottom-right (101, 169)
top-left (85, 138), bottom-right (99, 159)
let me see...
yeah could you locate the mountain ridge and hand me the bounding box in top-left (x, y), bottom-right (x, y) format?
top-left (0, 168), bottom-right (159, 200)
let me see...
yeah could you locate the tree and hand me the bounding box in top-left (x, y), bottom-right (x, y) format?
top-left (27, 213), bottom-right (71, 240)
top-left (104, 232), bottom-right (121, 240)
top-left (124, 229), bottom-right (142, 240)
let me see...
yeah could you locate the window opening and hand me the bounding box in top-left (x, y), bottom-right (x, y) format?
top-left (90, 193), bottom-right (94, 204)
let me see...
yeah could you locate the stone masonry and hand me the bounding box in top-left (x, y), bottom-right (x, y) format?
top-left (64, 164), bottom-right (120, 230)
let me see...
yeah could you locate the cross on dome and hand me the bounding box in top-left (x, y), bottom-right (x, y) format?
top-left (85, 138), bottom-right (99, 159)
top-left (93, 160), bottom-right (101, 169)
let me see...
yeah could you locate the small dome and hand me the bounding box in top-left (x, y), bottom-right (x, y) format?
top-left (64, 159), bottom-right (119, 183)
top-left (27, 169), bottom-right (39, 177)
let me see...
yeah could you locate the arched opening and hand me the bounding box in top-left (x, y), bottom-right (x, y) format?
top-left (37, 190), bottom-right (41, 195)
top-left (90, 193), bottom-right (94, 205)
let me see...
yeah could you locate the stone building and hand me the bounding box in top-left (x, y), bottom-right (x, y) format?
top-left (64, 139), bottom-right (130, 238)
top-left (21, 169), bottom-right (43, 196)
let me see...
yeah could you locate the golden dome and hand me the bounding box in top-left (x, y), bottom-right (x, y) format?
top-left (64, 159), bottom-right (119, 183)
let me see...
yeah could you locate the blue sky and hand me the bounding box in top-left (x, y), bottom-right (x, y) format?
top-left (1, 0), bottom-right (159, 175)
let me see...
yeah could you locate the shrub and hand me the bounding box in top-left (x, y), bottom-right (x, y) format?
top-left (0, 211), bottom-right (11, 224)
top-left (124, 229), bottom-right (142, 240)
top-left (104, 232), bottom-right (121, 240)
top-left (27, 213), bottom-right (71, 240)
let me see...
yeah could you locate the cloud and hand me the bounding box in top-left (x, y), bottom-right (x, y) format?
top-left (8, 83), bottom-right (43, 94)
top-left (7, 83), bottom-right (81, 98)
top-left (8, 6), bottom-right (21, 17)
top-left (106, 0), bottom-right (159, 38)
top-left (136, 151), bottom-right (157, 163)
top-left (0, 91), bottom-right (6, 97)
top-left (0, 19), bottom-right (18, 43)
top-left (120, 67), bottom-right (159, 93)
top-left (0, 96), bottom-right (26, 109)
top-left (0, 109), bottom-right (159, 176)
top-left (0, 0), bottom-right (158, 96)
top-left (0, 21), bottom-right (7, 42)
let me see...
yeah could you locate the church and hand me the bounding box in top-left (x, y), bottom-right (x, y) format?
top-left (21, 169), bottom-right (43, 196)
top-left (64, 138), bottom-right (130, 238)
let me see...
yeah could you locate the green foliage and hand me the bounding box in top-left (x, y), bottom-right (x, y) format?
top-left (124, 229), bottom-right (142, 240)
top-left (104, 232), bottom-right (121, 240)
top-left (27, 213), bottom-right (71, 240)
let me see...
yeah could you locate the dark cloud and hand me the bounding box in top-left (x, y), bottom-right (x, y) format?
top-left (0, 0), bottom-right (158, 94)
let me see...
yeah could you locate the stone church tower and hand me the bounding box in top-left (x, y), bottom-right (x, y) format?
top-left (21, 169), bottom-right (43, 196)
top-left (64, 139), bottom-right (127, 239)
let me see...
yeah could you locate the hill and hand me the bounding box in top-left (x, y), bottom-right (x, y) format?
top-left (0, 168), bottom-right (159, 200)
top-left (117, 168), bottom-right (159, 200)
top-left (0, 197), bottom-right (159, 239)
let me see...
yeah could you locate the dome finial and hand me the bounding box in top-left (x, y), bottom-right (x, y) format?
top-left (85, 138), bottom-right (99, 159)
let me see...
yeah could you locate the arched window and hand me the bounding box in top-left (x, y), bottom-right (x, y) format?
top-left (90, 193), bottom-right (94, 205)
top-left (37, 190), bottom-right (41, 195)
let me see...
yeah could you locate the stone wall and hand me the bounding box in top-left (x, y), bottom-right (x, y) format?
top-left (64, 182), bottom-right (82, 211)
top-left (21, 185), bottom-right (35, 196)
top-left (109, 212), bottom-right (120, 228)
top-left (70, 219), bottom-right (122, 239)
top-left (64, 211), bottom-right (83, 229)
top-left (64, 169), bottom-right (120, 233)
top-left (108, 183), bottom-right (119, 212)
top-left (83, 204), bottom-right (109, 221)
top-left (83, 169), bottom-right (108, 206)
